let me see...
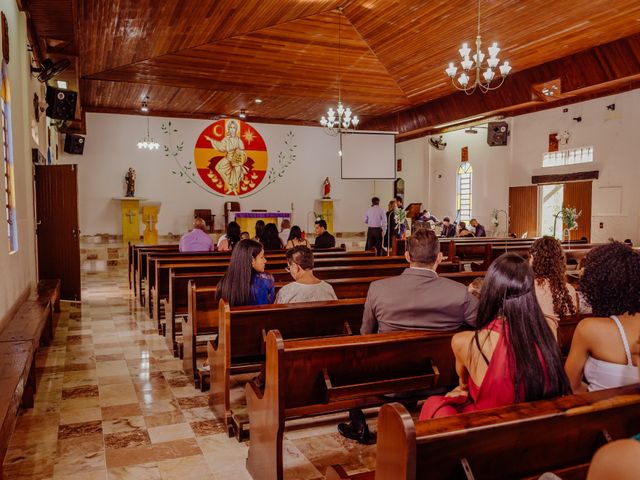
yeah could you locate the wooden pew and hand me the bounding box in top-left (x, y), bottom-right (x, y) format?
top-left (152, 258), bottom-right (414, 332)
top-left (133, 244), bottom-right (178, 299)
top-left (180, 270), bottom-right (483, 369)
top-left (156, 254), bottom-right (432, 330)
top-left (0, 280), bottom-right (61, 477)
top-left (209, 298), bottom-right (367, 439)
top-left (243, 315), bottom-right (583, 480)
top-left (245, 330), bottom-right (447, 480)
top-left (327, 383), bottom-right (640, 480)
top-left (145, 249), bottom-right (375, 314)
top-left (474, 242), bottom-right (603, 271)
top-left (0, 341), bottom-right (33, 480)
top-left (137, 244), bottom-right (349, 301)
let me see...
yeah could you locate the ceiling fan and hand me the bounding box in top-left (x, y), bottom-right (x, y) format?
top-left (31, 58), bottom-right (71, 83)
top-left (428, 135), bottom-right (447, 150)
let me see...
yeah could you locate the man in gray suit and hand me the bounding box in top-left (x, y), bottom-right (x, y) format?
top-left (338, 229), bottom-right (478, 443)
top-left (361, 228), bottom-right (477, 334)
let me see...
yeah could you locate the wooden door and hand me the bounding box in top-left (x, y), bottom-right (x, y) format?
top-left (508, 186), bottom-right (538, 238)
top-left (34, 165), bottom-right (81, 300)
top-left (563, 181), bottom-right (592, 241)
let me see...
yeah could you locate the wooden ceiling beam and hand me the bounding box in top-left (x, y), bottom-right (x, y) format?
top-left (363, 33), bottom-right (640, 140)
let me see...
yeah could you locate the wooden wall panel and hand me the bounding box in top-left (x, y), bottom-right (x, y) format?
top-left (509, 186), bottom-right (538, 238)
top-left (563, 181), bottom-right (592, 242)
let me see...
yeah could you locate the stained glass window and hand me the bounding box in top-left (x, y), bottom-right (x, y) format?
top-left (456, 160), bottom-right (472, 224)
top-left (1, 61), bottom-right (17, 253)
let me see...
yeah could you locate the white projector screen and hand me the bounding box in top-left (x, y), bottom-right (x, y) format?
top-left (340, 131), bottom-right (396, 179)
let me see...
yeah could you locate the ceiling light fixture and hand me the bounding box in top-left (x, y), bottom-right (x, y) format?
top-left (444, 0), bottom-right (512, 94)
top-left (320, 7), bottom-right (359, 135)
top-left (254, 99), bottom-right (263, 104)
top-left (137, 110), bottom-right (159, 150)
top-left (140, 96), bottom-right (149, 113)
top-left (239, 109), bottom-right (247, 119)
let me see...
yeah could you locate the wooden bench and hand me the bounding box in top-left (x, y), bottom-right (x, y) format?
top-left (209, 298), bottom-right (367, 439)
top-left (327, 383), bottom-right (640, 480)
top-left (181, 270), bottom-right (485, 372)
top-left (245, 329), bottom-right (449, 480)
top-left (151, 254), bottom-right (406, 323)
top-left (472, 242), bottom-right (602, 271)
top-left (154, 260), bottom-right (413, 334)
top-left (136, 244), bottom-right (349, 302)
top-left (166, 264), bottom-right (475, 356)
top-left (0, 279), bottom-right (61, 478)
top-left (243, 315), bottom-right (583, 480)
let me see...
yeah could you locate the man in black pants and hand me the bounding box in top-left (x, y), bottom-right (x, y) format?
top-left (363, 197), bottom-right (387, 255)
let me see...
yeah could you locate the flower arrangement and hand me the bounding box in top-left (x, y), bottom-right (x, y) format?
top-left (561, 206), bottom-right (581, 231)
top-left (490, 208), bottom-right (500, 228)
top-left (394, 208), bottom-right (408, 236)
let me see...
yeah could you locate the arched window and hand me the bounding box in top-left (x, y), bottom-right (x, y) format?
top-left (456, 159), bottom-right (472, 224)
top-left (1, 61), bottom-right (17, 253)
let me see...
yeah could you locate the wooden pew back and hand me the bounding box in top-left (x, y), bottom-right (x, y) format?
top-left (367, 384), bottom-right (640, 480)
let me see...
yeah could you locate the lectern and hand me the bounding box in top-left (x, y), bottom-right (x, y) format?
top-left (113, 197), bottom-right (146, 243)
top-left (142, 202), bottom-right (161, 245)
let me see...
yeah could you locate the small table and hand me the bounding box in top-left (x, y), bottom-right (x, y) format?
top-left (232, 212), bottom-right (291, 234)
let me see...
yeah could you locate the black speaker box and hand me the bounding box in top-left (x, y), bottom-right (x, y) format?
top-left (45, 86), bottom-right (77, 120)
top-left (487, 121), bottom-right (509, 146)
top-left (64, 134), bottom-right (85, 155)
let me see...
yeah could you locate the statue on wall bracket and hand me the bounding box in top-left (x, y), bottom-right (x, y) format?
top-left (322, 177), bottom-right (331, 199)
top-left (125, 167), bottom-right (136, 197)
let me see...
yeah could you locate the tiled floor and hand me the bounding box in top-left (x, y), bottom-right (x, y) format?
top-left (3, 253), bottom-right (376, 479)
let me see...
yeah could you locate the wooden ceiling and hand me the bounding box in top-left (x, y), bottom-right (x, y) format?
top-left (19, 0), bottom-right (640, 137)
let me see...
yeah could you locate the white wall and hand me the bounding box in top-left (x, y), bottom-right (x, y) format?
top-left (0, 1), bottom-right (40, 327)
top-left (510, 89), bottom-right (640, 243)
top-left (427, 124), bottom-right (511, 231)
top-left (63, 114), bottom-right (421, 236)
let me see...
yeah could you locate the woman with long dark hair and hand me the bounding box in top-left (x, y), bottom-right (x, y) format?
top-left (529, 236), bottom-right (577, 336)
top-left (215, 239), bottom-right (275, 306)
top-left (216, 221), bottom-right (241, 252)
top-left (565, 242), bottom-right (640, 392)
top-left (420, 253), bottom-right (570, 419)
top-left (261, 222), bottom-right (283, 251)
top-left (285, 225), bottom-right (310, 249)
top-left (253, 220), bottom-right (265, 242)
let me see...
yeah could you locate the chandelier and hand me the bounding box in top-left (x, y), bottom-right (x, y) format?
top-left (444, 0), bottom-right (512, 94)
top-left (137, 114), bottom-right (159, 150)
top-left (320, 7), bottom-right (359, 135)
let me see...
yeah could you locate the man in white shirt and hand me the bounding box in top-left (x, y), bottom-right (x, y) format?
top-left (364, 197), bottom-right (387, 256)
top-left (275, 246), bottom-right (337, 303)
top-left (279, 219), bottom-right (291, 248)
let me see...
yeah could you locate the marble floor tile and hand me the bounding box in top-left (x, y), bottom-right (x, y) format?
top-left (3, 257), bottom-right (375, 479)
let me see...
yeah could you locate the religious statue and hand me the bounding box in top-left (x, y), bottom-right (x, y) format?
top-left (125, 167), bottom-right (136, 197)
top-left (322, 177), bottom-right (331, 199)
top-left (204, 120), bottom-right (248, 195)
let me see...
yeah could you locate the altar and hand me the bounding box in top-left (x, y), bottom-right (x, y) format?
top-left (232, 211), bottom-right (291, 234)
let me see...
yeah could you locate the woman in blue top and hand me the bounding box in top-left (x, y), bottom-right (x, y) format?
top-left (215, 239), bottom-right (275, 306)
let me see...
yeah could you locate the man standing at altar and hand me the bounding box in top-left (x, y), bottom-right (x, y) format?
top-left (364, 197), bottom-right (386, 255)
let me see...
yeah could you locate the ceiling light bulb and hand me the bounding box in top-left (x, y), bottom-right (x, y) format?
top-left (445, 63), bottom-right (457, 77)
top-left (239, 109), bottom-right (246, 119)
top-left (499, 61), bottom-right (512, 76)
top-left (254, 98), bottom-right (263, 104)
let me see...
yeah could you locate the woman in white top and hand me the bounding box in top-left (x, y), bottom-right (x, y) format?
top-left (565, 242), bottom-right (640, 392)
top-left (275, 245), bottom-right (336, 304)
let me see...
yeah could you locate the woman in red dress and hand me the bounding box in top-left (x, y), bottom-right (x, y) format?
top-left (420, 253), bottom-right (570, 419)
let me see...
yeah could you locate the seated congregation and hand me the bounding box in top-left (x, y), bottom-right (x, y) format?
top-left (171, 218), bottom-right (639, 478)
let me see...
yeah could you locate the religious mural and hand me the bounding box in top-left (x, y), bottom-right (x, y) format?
top-left (194, 119), bottom-right (268, 196)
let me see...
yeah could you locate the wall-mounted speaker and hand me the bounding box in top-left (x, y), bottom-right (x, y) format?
top-left (45, 86), bottom-right (77, 120)
top-left (487, 121), bottom-right (509, 146)
top-left (64, 134), bottom-right (85, 155)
